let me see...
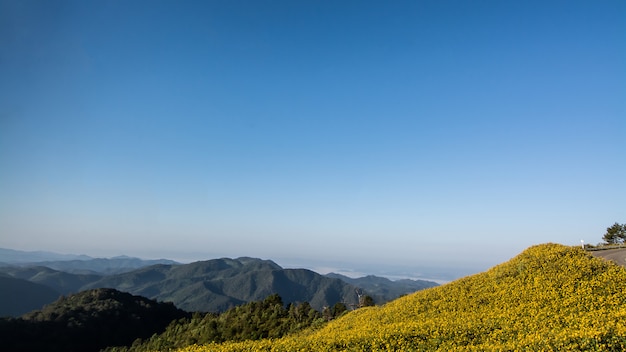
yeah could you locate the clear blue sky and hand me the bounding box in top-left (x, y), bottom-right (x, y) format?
top-left (1, 0), bottom-right (624, 278)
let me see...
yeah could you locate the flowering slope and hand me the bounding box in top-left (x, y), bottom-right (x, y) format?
top-left (177, 244), bottom-right (626, 351)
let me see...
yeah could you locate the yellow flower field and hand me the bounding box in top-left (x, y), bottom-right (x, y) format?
top-left (173, 244), bottom-right (626, 351)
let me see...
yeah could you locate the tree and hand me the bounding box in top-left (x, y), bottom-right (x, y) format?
top-left (602, 222), bottom-right (626, 244)
top-left (361, 295), bottom-right (375, 307)
top-left (355, 289), bottom-right (375, 308)
top-left (331, 302), bottom-right (347, 318)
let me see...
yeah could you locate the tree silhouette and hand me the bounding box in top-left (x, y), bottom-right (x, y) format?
top-left (603, 223), bottom-right (626, 244)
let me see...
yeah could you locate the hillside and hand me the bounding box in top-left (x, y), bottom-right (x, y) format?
top-left (81, 258), bottom-right (361, 312)
top-left (0, 288), bottom-right (187, 352)
top-left (325, 273), bottom-right (438, 302)
top-left (103, 294), bottom-right (330, 352)
top-left (0, 266), bottom-right (101, 294)
top-left (79, 257), bottom-right (436, 312)
top-left (177, 244), bottom-right (626, 351)
top-left (0, 255), bottom-right (438, 315)
top-left (0, 275), bottom-right (60, 317)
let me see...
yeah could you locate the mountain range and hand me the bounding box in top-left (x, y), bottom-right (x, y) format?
top-left (0, 248), bottom-right (178, 275)
top-left (0, 248), bottom-right (438, 316)
top-left (0, 248), bottom-right (92, 264)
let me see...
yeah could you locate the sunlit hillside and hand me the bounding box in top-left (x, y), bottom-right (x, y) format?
top-left (177, 243), bottom-right (626, 351)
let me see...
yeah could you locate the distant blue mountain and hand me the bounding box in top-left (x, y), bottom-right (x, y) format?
top-left (0, 248), bottom-right (179, 275)
top-left (0, 248), bottom-right (92, 263)
top-left (28, 257), bottom-right (180, 275)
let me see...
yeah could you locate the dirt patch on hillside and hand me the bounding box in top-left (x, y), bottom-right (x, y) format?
top-left (590, 248), bottom-right (626, 268)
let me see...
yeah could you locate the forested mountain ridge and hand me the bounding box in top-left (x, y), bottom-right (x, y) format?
top-left (0, 288), bottom-right (188, 352)
top-left (81, 258), bottom-right (362, 312)
top-left (174, 244), bottom-right (626, 351)
top-left (325, 272), bottom-right (438, 302)
top-left (0, 266), bottom-right (101, 294)
top-left (0, 254), bottom-right (439, 315)
top-left (103, 294), bottom-right (333, 352)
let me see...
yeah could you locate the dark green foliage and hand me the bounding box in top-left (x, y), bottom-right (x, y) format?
top-left (105, 294), bottom-right (325, 352)
top-left (332, 302), bottom-right (348, 317)
top-left (0, 288), bottom-right (187, 352)
top-left (603, 222), bottom-right (626, 244)
top-left (323, 302), bottom-right (348, 321)
top-left (361, 295), bottom-right (375, 307)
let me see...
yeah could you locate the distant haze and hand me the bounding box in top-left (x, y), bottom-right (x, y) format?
top-left (1, 1), bottom-right (624, 279)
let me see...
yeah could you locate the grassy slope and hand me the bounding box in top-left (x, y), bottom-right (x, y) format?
top-left (178, 243), bottom-right (626, 351)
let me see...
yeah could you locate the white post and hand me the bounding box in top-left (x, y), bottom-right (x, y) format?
top-left (581, 239), bottom-right (585, 249)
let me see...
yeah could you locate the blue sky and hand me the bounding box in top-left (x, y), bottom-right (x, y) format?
top-left (1, 0), bottom-right (624, 279)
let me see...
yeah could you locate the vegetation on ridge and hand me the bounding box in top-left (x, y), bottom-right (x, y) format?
top-left (0, 288), bottom-right (187, 352)
top-left (602, 222), bottom-right (626, 245)
top-left (77, 258), bottom-right (374, 312)
top-left (105, 294), bottom-right (348, 352)
top-left (0, 254), bottom-right (436, 317)
top-left (175, 243), bottom-right (626, 351)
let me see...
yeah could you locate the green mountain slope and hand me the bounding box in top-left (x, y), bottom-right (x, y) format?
top-left (180, 244), bottom-right (626, 351)
top-left (325, 273), bottom-right (438, 303)
top-left (2, 256), bottom-right (437, 315)
top-left (81, 258), bottom-right (361, 312)
top-left (0, 266), bottom-right (101, 294)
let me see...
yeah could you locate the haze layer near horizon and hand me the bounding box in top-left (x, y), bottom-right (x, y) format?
top-left (1, 0), bottom-right (624, 275)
